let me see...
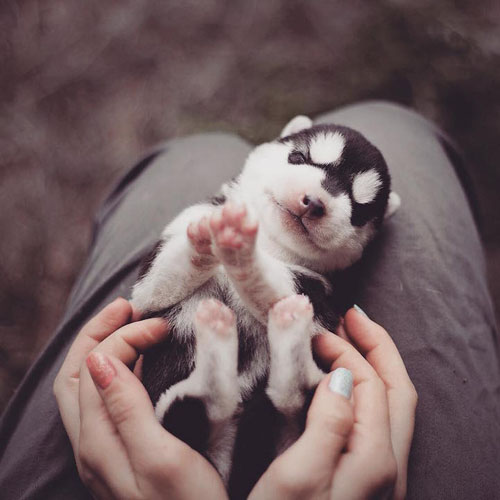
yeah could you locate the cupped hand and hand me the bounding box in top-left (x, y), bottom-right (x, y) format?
top-left (53, 298), bottom-right (228, 500)
top-left (249, 307), bottom-right (417, 500)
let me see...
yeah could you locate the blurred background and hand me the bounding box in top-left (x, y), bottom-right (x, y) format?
top-left (1, 0), bottom-right (499, 411)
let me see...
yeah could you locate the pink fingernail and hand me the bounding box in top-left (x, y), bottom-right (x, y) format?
top-left (86, 352), bottom-right (116, 389)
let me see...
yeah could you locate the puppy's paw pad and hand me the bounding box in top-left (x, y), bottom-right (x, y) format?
top-left (187, 216), bottom-right (213, 256)
top-left (210, 202), bottom-right (258, 251)
top-left (269, 295), bottom-right (313, 330)
top-left (195, 299), bottom-right (236, 338)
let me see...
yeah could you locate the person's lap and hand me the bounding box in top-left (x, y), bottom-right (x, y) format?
top-left (318, 102), bottom-right (500, 498)
top-left (1, 101), bottom-right (498, 499)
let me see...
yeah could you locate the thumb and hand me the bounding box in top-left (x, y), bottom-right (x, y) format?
top-left (270, 369), bottom-right (354, 494)
top-left (301, 368), bottom-right (354, 467)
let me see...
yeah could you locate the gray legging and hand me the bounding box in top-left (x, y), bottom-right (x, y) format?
top-left (0, 102), bottom-right (498, 499)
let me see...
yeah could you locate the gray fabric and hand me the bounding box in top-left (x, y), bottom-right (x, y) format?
top-left (0, 102), bottom-right (498, 499)
top-left (0, 133), bottom-right (251, 500)
top-left (317, 103), bottom-right (500, 499)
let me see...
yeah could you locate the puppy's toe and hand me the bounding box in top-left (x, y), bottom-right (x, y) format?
top-left (195, 299), bottom-right (237, 340)
top-left (269, 295), bottom-right (313, 331)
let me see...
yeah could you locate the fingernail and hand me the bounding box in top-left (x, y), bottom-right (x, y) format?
top-left (353, 304), bottom-right (369, 318)
top-left (329, 368), bottom-right (353, 399)
top-left (86, 352), bottom-right (116, 389)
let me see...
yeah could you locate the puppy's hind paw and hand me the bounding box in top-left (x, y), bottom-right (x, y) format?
top-left (266, 295), bottom-right (320, 414)
top-left (194, 298), bottom-right (237, 341)
top-left (193, 299), bottom-right (240, 422)
top-left (268, 294), bottom-right (313, 333)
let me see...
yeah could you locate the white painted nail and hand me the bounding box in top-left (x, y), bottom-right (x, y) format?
top-left (353, 304), bottom-right (368, 318)
top-left (328, 368), bottom-right (353, 399)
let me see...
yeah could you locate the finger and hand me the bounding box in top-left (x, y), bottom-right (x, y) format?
top-left (131, 303), bottom-right (143, 322)
top-left (302, 369), bottom-right (354, 465)
top-left (313, 331), bottom-right (379, 384)
top-left (75, 314), bottom-right (167, 480)
top-left (81, 298), bottom-right (133, 341)
top-left (86, 352), bottom-right (186, 464)
top-left (344, 308), bottom-right (413, 392)
top-left (344, 308), bottom-right (417, 499)
top-left (77, 386), bottom-right (138, 500)
top-left (58, 298), bottom-right (132, 380)
top-left (53, 298), bottom-right (132, 452)
top-left (78, 317), bottom-right (169, 463)
top-left (77, 359), bottom-right (143, 498)
top-left (314, 332), bottom-right (397, 500)
top-left (93, 316), bottom-right (168, 368)
top-left (262, 370), bottom-right (354, 497)
top-left (335, 318), bottom-right (352, 345)
top-left (313, 333), bottom-right (392, 452)
top-left (133, 354), bottom-right (144, 379)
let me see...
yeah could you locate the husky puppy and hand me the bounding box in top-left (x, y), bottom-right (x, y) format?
top-left (131, 116), bottom-right (400, 498)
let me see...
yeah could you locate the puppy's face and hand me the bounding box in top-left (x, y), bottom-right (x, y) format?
top-left (239, 116), bottom-right (400, 271)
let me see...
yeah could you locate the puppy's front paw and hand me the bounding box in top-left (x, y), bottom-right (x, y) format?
top-left (209, 201), bottom-right (258, 268)
top-left (187, 216), bottom-right (218, 268)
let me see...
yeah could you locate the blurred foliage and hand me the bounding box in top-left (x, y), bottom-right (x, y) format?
top-left (1, 0), bottom-right (499, 410)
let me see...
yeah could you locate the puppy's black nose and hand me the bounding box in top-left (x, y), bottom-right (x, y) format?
top-left (301, 195), bottom-right (325, 219)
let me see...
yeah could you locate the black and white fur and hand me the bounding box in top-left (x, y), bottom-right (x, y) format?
top-left (131, 115), bottom-right (400, 498)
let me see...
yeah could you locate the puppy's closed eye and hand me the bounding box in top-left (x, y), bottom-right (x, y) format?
top-left (288, 151), bottom-right (307, 164)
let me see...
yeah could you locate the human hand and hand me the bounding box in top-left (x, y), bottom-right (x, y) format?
top-left (249, 306), bottom-right (417, 500)
top-left (53, 298), bottom-right (228, 500)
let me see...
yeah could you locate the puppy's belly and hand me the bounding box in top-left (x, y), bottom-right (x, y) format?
top-left (141, 292), bottom-right (330, 496)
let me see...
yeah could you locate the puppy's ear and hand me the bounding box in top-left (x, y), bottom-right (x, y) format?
top-left (385, 192), bottom-right (401, 219)
top-left (280, 115), bottom-right (313, 138)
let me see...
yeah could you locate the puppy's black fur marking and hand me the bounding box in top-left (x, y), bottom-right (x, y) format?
top-left (228, 383), bottom-right (316, 500)
top-left (228, 384), bottom-right (279, 500)
top-left (294, 271), bottom-right (341, 331)
top-left (210, 193), bottom-right (227, 206)
top-left (281, 124), bottom-right (392, 227)
top-left (237, 320), bottom-right (268, 375)
top-left (162, 396), bottom-right (210, 456)
top-left (142, 314), bottom-right (195, 405)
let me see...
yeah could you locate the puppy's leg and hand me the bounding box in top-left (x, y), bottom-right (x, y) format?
top-left (266, 295), bottom-right (324, 450)
top-left (131, 204), bottom-right (219, 312)
top-left (210, 201), bottom-right (296, 324)
top-left (154, 299), bottom-right (240, 482)
top-left (266, 295), bottom-right (324, 411)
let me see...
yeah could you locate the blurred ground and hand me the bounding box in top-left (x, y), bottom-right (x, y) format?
top-left (1, 0), bottom-right (499, 411)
